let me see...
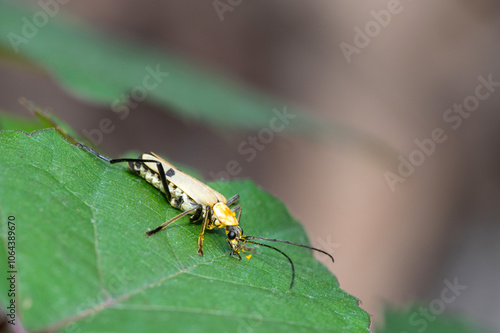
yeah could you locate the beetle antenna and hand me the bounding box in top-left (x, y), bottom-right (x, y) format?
top-left (75, 143), bottom-right (112, 163)
top-left (242, 239), bottom-right (295, 290)
top-left (244, 236), bottom-right (334, 263)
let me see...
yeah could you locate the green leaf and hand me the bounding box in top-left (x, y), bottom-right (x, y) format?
top-left (0, 109), bottom-right (204, 180)
top-left (0, 111), bottom-right (44, 134)
top-left (0, 1), bottom-right (299, 130)
top-left (0, 129), bottom-right (370, 332)
top-left (377, 307), bottom-right (494, 333)
top-left (0, 1), bottom-right (393, 164)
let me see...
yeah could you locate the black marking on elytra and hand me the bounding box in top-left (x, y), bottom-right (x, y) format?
top-left (166, 168), bottom-right (175, 177)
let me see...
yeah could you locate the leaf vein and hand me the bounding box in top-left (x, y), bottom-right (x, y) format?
top-left (35, 254), bottom-right (227, 333)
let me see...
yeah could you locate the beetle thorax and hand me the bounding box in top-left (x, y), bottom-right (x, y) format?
top-left (212, 202), bottom-right (238, 227)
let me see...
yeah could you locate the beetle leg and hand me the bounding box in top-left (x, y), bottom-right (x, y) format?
top-left (230, 246), bottom-right (242, 260)
top-left (145, 205), bottom-right (200, 236)
top-left (226, 194), bottom-right (240, 206)
top-left (197, 206), bottom-right (211, 256)
top-left (231, 205), bottom-right (242, 223)
top-left (77, 144), bottom-right (174, 203)
top-left (190, 205), bottom-right (204, 223)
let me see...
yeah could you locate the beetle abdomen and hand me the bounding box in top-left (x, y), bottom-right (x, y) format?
top-left (128, 161), bottom-right (198, 212)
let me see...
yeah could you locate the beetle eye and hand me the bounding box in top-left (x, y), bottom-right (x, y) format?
top-left (228, 231), bottom-right (236, 240)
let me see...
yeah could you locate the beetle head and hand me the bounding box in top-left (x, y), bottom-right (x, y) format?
top-left (226, 225), bottom-right (244, 259)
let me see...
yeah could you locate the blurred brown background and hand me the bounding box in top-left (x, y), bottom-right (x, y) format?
top-left (1, 0), bottom-right (500, 330)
